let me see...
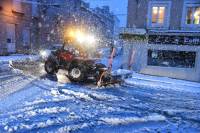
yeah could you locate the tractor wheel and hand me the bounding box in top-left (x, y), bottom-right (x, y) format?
top-left (45, 60), bottom-right (58, 75)
top-left (68, 63), bottom-right (86, 82)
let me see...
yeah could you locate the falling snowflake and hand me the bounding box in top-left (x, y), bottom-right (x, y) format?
top-left (38, 22), bottom-right (42, 28)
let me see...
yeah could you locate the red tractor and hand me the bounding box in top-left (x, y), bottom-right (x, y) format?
top-left (44, 46), bottom-right (112, 85)
top-left (43, 29), bottom-right (117, 86)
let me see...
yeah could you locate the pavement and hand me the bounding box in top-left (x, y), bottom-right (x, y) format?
top-left (124, 72), bottom-right (200, 93)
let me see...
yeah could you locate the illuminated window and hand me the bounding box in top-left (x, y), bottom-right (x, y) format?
top-left (151, 6), bottom-right (165, 24)
top-left (186, 7), bottom-right (200, 25)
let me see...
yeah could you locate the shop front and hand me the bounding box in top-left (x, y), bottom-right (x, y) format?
top-left (121, 32), bottom-right (200, 82)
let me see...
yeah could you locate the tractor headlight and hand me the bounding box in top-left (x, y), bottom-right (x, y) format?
top-left (74, 31), bottom-right (96, 44)
top-left (64, 28), bottom-right (97, 47)
top-left (40, 50), bottom-right (51, 59)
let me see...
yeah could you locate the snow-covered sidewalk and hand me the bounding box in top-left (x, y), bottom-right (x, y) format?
top-left (0, 54), bottom-right (39, 63)
top-left (0, 54), bottom-right (40, 72)
top-left (125, 71), bottom-right (200, 93)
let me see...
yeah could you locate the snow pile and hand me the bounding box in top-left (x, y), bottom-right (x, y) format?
top-left (111, 69), bottom-right (132, 76)
top-left (25, 99), bottom-right (46, 106)
top-left (89, 93), bottom-right (118, 101)
top-left (58, 123), bottom-right (89, 133)
top-left (61, 87), bottom-right (119, 102)
top-left (13, 107), bottom-right (70, 120)
top-left (125, 72), bottom-right (200, 93)
top-left (37, 106), bottom-right (69, 114)
top-left (61, 89), bottom-right (93, 101)
top-left (100, 114), bottom-right (166, 125)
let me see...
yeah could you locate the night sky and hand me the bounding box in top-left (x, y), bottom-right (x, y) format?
top-left (84, 0), bottom-right (128, 27)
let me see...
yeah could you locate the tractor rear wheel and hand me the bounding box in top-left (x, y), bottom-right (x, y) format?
top-left (45, 60), bottom-right (58, 74)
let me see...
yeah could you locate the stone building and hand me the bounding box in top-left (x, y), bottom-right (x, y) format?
top-left (121, 0), bottom-right (200, 82)
top-left (0, 0), bottom-right (37, 55)
top-left (37, 0), bottom-right (119, 48)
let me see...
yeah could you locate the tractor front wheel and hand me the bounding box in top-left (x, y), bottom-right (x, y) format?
top-left (68, 63), bottom-right (86, 82)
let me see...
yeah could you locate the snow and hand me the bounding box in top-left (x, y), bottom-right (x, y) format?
top-left (61, 89), bottom-right (94, 101)
top-left (100, 114), bottom-right (166, 125)
top-left (0, 54), bottom-right (39, 63)
top-left (0, 50), bottom-right (200, 132)
top-left (111, 69), bottom-right (132, 76)
top-left (0, 70), bottom-right (200, 132)
top-left (125, 71), bottom-right (200, 93)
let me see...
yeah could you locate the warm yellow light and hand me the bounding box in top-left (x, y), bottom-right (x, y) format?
top-left (64, 28), bottom-right (96, 45)
top-left (69, 30), bottom-right (75, 37)
top-left (194, 11), bottom-right (200, 18)
top-left (194, 10), bottom-right (200, 24)
top-left (152, 7), bottom-right (158, 14)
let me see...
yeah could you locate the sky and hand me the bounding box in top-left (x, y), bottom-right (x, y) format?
top-left (84, 0), bottom-right (128, 27)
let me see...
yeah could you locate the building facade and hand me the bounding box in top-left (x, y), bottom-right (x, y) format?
top-left (121, 0), bottom-right (200, 82)
top-left (0, 0), bottom-right (38, 55)
top-left (0, 0), bottom-right (119, 55)
top-left (38, 0), bottom-right (119, 48)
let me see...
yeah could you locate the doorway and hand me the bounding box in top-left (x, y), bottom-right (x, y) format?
top-left (6, 23), bottom-right (16, 53)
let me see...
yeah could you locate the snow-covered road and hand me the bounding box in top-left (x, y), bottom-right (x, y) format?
top-left (0, 62), bottom-right (200, 132)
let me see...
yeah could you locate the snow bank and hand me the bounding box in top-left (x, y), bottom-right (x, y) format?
top-left (100, 114), bottom-right (166, 125)
top-left (125, 72), bottom-right (200, 93)
top-left (111, 69), bottom-right (132, 76)
top-left (0, 54), bottom-right (40, 72)
top-left (0, 62), bottom-right (11, 71)
top-left (0, 54), bottom-right (39, 62)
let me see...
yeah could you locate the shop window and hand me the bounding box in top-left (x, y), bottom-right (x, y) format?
top-left (148, 50), bottom-right (196, 68)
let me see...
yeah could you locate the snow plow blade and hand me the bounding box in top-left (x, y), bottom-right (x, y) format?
top-left (97, 69), bottom-right (132, 87)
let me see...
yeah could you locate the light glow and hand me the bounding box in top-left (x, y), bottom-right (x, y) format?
top-left (194, 9), bottom-right (200, 24)
top-left (65, 29), bottom-right (96, 44)
top-left (40, 50), bottom-right (51, 59)
top-left (86, 34), bottom-right (96, 44)
top-left (76, 30), bottom-right (86, 43)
